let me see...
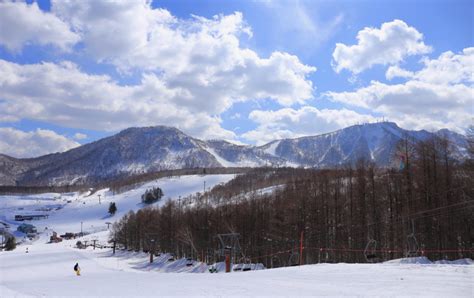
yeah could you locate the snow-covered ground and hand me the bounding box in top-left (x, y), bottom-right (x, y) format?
top-left (0, 174), bottom-right (236, 235)
top-left (1, 174), bottom-right (473, 297)
top-left (0, 238), bottom-right (472, 297)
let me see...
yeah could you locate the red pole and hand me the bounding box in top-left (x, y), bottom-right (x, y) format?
top-left (225, 254), bottom-right (231, 273)
top-left (300, 231), bottom-right (304, 266)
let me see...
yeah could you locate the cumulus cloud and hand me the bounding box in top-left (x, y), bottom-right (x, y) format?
top-left (0, 127), bottom-right (80, 158)
top-left (385, 65), bottom-right (415, 80)
top-left (51, 1), bottom-right (315, 106)
top-left (0, 1), bottom-right (79, 52)
top-left (326, 48), bottom-right (474, 133)
top-left (332, 19), bottom-right (431, 74)
top-left (0, 59), bottom-right (236, 140)
top-left (386, 47), bottom-right (474, 84)
top-left (242, 107), bottom-right (377, 144)
top-left (0, 2), bottom-right (316, 141)
top-left (0, 2), bottom-right (316, 143)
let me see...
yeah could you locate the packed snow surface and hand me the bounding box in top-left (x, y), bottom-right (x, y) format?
top-left (1, 174), bottom-right (473, 297)
top-left (0, 174), bottom-right (236, 235)
top-left (0, 239), bottom-right (472, 297)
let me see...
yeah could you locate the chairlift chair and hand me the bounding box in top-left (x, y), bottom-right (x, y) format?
top-left (406, 234), bottom-right (419, 257)
top-left (242, 257), bottom-right (252, 271)
top-left (406, 219), bottom-right (419, 257)
top-left (288, 250), bottom-right (300, 266)
top-left (364, 239), bottom-right (378, 263)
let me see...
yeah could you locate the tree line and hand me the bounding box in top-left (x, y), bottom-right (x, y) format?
top-left (112, 134), bottom-right (474, 267)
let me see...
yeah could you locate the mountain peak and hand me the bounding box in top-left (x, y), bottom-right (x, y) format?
top-left (0, 123), bottom-right (468, 186)
top-left (118, 125), bottom-right (185, 136)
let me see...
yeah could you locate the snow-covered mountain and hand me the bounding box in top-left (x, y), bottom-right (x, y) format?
top-left (0, 122), bottom-right (468, 186)
top-left (258, 122), bottom-right (435, 167)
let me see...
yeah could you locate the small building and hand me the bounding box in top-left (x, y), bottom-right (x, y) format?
top-left (14, 214), bottom-right (48, 221)
top-left (50, 231), bottom-right (62, 243)
top-left (60, 232), bottom-right (77, 240)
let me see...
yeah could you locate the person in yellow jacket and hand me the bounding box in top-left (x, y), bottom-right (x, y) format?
top-left (74, 263), bottom-right (81, 276)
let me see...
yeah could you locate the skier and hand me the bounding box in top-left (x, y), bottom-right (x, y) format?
top-left (74, 263), bottom-right (81, 276)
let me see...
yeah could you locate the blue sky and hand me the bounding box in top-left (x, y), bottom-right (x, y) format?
top-left (0, 0), bottom-right (472, 157)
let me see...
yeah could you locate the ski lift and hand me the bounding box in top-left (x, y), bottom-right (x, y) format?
top-left (234, 256), bottom-right (251, 271)
top-left (242, 257), bottom-right (252, 271)
top-left (288, 248), bottom-right (300, 266)
top-left (406, 220), bottom-right (419, 257)
top-left (271, 256), bottom-right (281, 268)
top-left (364, 239), bottom-right (378, 263)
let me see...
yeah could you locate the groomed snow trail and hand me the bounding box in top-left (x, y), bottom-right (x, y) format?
top-left (0, 240), bottom-right (472, 297)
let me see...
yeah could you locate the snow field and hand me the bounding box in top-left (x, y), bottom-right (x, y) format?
top-left (0, 239), bottom-right (472, 297)
top-left (0, 174), bottom-right (236, 235)
top-left (0, 174), bottom-right (473, 297)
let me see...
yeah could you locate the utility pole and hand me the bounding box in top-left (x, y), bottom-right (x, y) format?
top-left (80, 221), bottom-right (83, 235)
top-left (92, 239), bottom-right (97, 250)
top-left (98, 194), bottom-right (101, 205)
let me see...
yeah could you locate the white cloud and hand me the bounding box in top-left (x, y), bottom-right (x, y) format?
top-left (0, 4), bottom-right (317, 141)
top-left (0, 59), bottom-right (236, 140)
top-left (0, 127), bottom-right (79, 158)
top-left (51, 1), bottom-right (315, 106)
top-left (242, 107), bottom-right (377, 144)
top-left (73, 133), bottom-right (87, 140)
top-left (0, 1), bottom-right (317, 143)
top-left (386, 47), bottom-right (474, 84)
top-left (0, 1), bottom-right (79, 52)
top-left (332, 19), bottom-right (431, 74)
top-left (326, 48), bottom-right (474, 133)
top-left (385, 65), bottom-right (414, 80)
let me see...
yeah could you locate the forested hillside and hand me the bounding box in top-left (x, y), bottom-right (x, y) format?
top-left (112, 134), bottom-right (474, 266)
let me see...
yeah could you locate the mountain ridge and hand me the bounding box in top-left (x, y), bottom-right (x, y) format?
top-left (0, 122), bottom-right (468, 186)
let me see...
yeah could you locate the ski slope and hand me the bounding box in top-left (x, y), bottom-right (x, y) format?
top-left (0, 239), bottom-right (472, 297)
top-left (1, 174), bottom-right (473, 297)
top-left (0, 174), bottom-right (236, 235)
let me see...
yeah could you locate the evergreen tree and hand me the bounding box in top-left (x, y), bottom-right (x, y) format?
top-left (141, 187), bottom-right (164, 204)
top-left (109, 202), bottom-right (117, 215)
top-left (5, 236), bottom-right (16, 251)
